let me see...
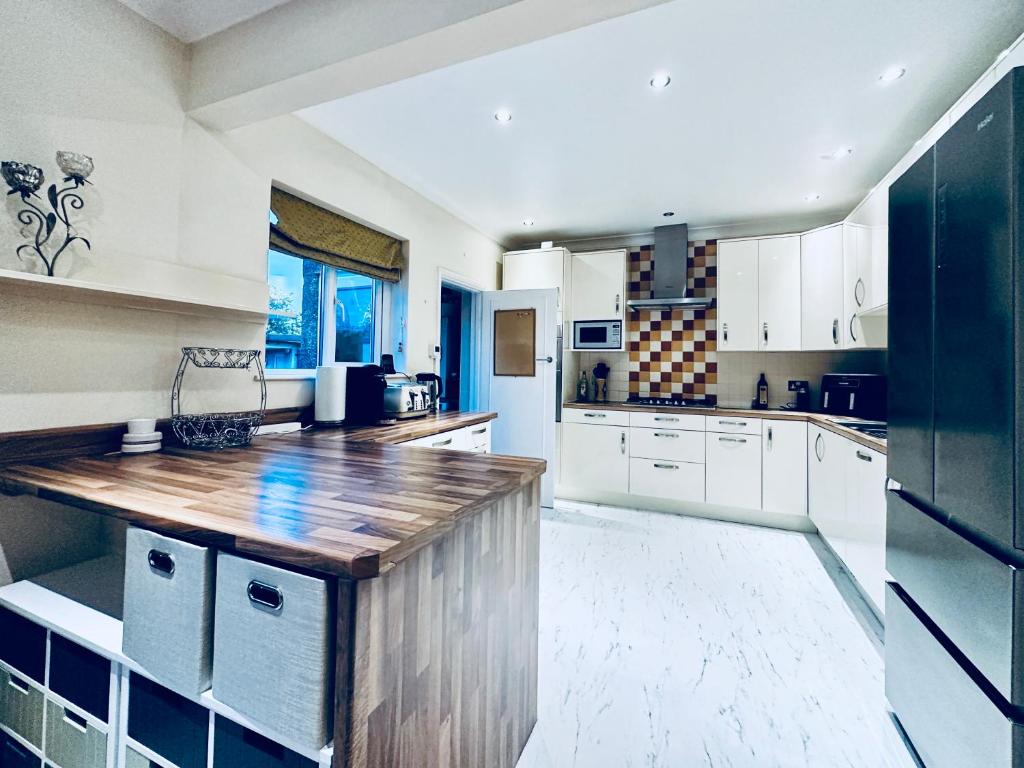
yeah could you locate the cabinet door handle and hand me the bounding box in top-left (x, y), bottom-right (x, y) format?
top-left (832, 318), bottom-right (839, 345)
top-left (762, 322), bottom-right (768, 345)
top-left (717, 420), bottom-right (747, 427)
top-left (723, 323), bottom-right (729, 343)
top-left (849, 315), bottom-right (858, 343)
top-left (854, 277), bottom-right (866, 307)
top-left (653, 432), bottom-right (679, 438)
top-left (856, 450), bottom-right (873, 462)
top-left (767, 426), bottom-right (773, 451)
top-left (584, 412), bottom-right (606, 418)
top-left (653, 416), bottom-right (679, 423)
top-left (718, 436), bottom-right (747, 444)
top-left (815, 432), bottom-right (825, 461)
top-left (620, 432), bottom-right (626, 454)
top-left (615, 293), bottom-right (621, 313)
top-left (653, 463), bottom-right (678, 470)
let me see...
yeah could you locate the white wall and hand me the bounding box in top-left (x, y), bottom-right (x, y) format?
top-left (0, 0), bottom-right (503, 433)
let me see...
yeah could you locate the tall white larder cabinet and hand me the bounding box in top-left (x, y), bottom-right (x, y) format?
top-left (717, 239), bottom-right (759, 351)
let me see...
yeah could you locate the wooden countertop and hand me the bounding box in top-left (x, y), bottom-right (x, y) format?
top-left (563, 401), bottom-right (887, 454)
top-left (0, 412), bottom-right (546, 580)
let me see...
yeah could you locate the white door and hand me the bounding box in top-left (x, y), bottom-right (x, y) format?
top-left (561, 422), bottom-right (629, 494)
top-left (571, 249), bottom-right (626, 323)
top-left (478, 289), bottom-right (558, 507)
top-left (843, 442), bottom-right (887, 613)
top-left (762, 419), bottom-right (808, 516)
top-left (757, 235), bottom-right (802, 350)
top-left (717, 239), bottom-right (759, 351)
top-left (843, 224), bottom-right (872, 349)
top-left (808, 426), bottom-right (848, 557)
top-left (800, 226), bottom-right (845, 350)
top-left (706, 431), bottom-right (762, 510)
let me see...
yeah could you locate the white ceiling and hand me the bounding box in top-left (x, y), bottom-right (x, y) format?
top-left (117, 0), bottom-right (295, 42)
top-left (298, 0), bottom-right (1023, 246)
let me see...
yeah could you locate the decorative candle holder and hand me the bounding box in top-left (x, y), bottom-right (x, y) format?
top-left (3, 151), bottom-right (94, 277)
top-left (171, 347), bottom-right (267, 450)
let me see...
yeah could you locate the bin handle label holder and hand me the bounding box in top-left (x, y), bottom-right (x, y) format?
top-left (247, 580), bottom-right (284, 612)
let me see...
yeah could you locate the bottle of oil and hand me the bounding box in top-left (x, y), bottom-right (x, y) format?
top-left (756, 372), bottom-right (769, 409)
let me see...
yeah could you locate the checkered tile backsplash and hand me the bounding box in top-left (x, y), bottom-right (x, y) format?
top-left (627, 240), bottom-right (717, 403)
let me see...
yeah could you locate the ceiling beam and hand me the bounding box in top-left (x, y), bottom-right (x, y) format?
top-left (187, 0), bottom-right (671, 131)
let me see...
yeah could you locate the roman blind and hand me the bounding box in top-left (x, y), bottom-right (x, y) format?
top-left (269, 187), bottom-right (402, 282)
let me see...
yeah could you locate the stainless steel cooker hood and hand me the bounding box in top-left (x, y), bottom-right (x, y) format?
top-left (626, 223), bottom-right (714, 311)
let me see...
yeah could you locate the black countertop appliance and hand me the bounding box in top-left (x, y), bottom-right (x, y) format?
top-left (884, 65), bottom-right (1024, 768)
top-left (344, 364), bottom-right (388, 425)
top-left (818, 373), bottom-right (886, 421)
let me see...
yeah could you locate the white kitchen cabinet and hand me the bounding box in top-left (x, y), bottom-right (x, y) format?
top-left (630, 458), bottom-right (705, 503)
top-left (571, 249), bottom-right (626, 324)
top-left (843, 442), bottom-right (887, 613)
top-left (503, 247), bottom-right (572, 317)
top-left (706, 431), bottom-right (761, 510)
top-left (800, 225), bottom-right (845, 350)
top-left (761, 420), bottom-right (807, 517)
top-left (561, 421), bottom-right (629, 494)
top-left (705, 415), bottom-right (761, 436)
top-left (843, 224), bottom-right (874, 349)
top-left (808, 425), bottom-right (847, 555)
top-left (716, 239), bottom-right (759, 351)
top-left (757, 235), bottom-right (802, 351)
top-left (630, 427), bottom-right (704, 463)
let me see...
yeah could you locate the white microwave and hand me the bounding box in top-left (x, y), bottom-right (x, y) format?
top-left (573, 320), bottom-right (623, 350)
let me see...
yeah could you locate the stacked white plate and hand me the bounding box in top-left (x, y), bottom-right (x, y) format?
top-left (123, 418), bottom-right (162, 454)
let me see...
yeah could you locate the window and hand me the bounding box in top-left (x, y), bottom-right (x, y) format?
top-left (266, 249), bottom-right (384, 372)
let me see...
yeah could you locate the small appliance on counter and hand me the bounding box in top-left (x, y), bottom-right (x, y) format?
top-left (788, 380), bottom-right (811, 411)
top-left (415, 373), bottom-right (443, 413)
top-left (344, 364), bottom-right (388, 425)
top-left (818, 373), bottom-right (886, 421)
top-left (592, 361), bottom-right (610, 402)
top-left (383, 377), bottom-right (432, 420)
top-left (314, 365), bottom-right (348, 426)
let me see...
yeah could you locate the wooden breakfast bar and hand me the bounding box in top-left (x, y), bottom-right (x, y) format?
top-left (0, 412), bottom-right (545, 768)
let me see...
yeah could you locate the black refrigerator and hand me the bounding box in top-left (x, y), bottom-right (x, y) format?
top-left (885, 66), bottom-right (1024, 767)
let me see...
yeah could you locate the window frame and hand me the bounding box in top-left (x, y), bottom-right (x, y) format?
top-left (264, 251), bottom-right (387, 379)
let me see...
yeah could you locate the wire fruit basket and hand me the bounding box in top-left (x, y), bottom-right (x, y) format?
top-left (171, 347), bottom-right (266, 450)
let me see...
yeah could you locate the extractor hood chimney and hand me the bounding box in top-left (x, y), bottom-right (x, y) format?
top-left (626, 223), bottom-right (714, 312)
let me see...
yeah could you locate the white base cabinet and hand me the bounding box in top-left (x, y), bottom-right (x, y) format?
top-left (706, 430), bottom-right (762, 510)
top-left (761, 420), bottom-right (808, 516)
top-left (629, 458), bottom-right (705, 503)
top-left (560, 421), bottom-right (629, 495)
top-left (809, 425), bottom-right (848, 552)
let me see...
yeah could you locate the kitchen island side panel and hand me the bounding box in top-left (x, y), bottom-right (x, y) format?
top-left (343, 478), bottom-right (540, 768)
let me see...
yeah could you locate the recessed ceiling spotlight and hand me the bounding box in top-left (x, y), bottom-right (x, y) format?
top-left (803, 193), bottom-right (821, 203)
top-left (494, 109), bottom-right (512, 123)
top-left (878, 66), bottom-right (906, 84)
top-left (662, 211), bottom-right (675, 217)
top-left (649, 72), bottom-right (672, 89)
top-left (522, 219), bottom-right (535, 227)
top-left (821, 146), bottom-right (854, 161)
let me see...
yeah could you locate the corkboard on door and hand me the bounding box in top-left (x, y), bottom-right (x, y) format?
top-left (493, 309), bottom-right (536, 376)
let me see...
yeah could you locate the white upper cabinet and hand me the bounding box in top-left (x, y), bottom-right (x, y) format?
top-left (503, 247), bottom-right (571, 313)
top-left (800, 225), bottom-right (845, 350)
top-left (757, 235), bottom-right (802, 351)
top-left (716, 239), bottom-right (759, 351)
top-left (843, 224), bottom-right (875, 349)
top-left (571, 249), bottom-right (626, 323)
top-left (761, 419), bottom-right (808, 517)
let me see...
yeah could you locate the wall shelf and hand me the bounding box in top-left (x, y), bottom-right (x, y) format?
top-left (0, 267), bottom-right (268, 323)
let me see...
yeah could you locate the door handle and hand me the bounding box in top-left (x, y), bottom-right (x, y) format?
top-left (584, 412), bottom-right (606, 418)
top-left (653, 463), bottom-right (678, 470)
top-left (653, 416), bottom-right (679, 423)
top-left (615, 294), bottom-right (621, 313)
top-left (763, 322), bottom-right (768, 346)
top-left (536, 356), bottom-right (553, 363)
top-left (620, 432), bottom-right (626, 454)
top-left (717, 420), bottom-right (747, 427)
top-left (854, 277), bottom-right (866, 307)
top-left (849, 315), bottom-right (858, 343)
top-left (767, 426), bottom-right (773, 451)
top-left (832, 318), bottom-right (839, 345)
top-left (856, 450), bottom-right (873, 462)
top-left (653, 432), bottom-right (679, 438)
top-left (815, 432), bottom-right (825, 461)
top-left (718, 436), bottom-right (747, 444)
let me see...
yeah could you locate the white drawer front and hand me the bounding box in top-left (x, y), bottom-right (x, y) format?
top-left (562, 408), bottom-right (630, 427)
top-left (425, 429), bottom-right (464, 450)
top-left (629, 427), bottom-right (704, 463)
top-left (466, 422), bottom-right (492, 451)
top-left (629, 411), bottom-right (706, 430)
top-left (629, 458), bottom-right (705, 503)
top-left (706, 415), bottom-right (761, 435)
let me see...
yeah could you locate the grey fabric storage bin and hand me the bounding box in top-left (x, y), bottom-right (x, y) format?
top-left (123, 528), bottom-right (215, 697)
top-left (212, 553), bottom-right (335, 751)
top-left (43, 699), bottom-right (106, 768)
top-left (0, 666), bottom-right (43, 748)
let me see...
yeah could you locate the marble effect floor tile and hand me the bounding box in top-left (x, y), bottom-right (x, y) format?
top-left (517, 502), bottom-right (918, 768)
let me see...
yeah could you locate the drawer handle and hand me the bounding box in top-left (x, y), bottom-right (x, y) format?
top-left (7, 674), bottom-right (30, 695)
top-left (717, 420), bottom-right (747, 427)
top-left (147, 549), bottom-right (175, 577)
top-left (719, 436), bottom-right (747, 444)
top-left (653, 416), bottom-right (679, 423)
top-left (432, 438), bottom-right (453, 447)
top-left (247, 580), bottom-right (284, 612)
top-left (653, 432), bottom-right (679, 439)
top-left (584, 413), bottom-right (607, 418)
top-left (856, 450), bottom-right (873, 462)
top-left (471, 428), bottom-right (487, 435)
top-left (653, 463), bottom-right (679, 470)
top-left (63, 708), bottom-right (88, 732)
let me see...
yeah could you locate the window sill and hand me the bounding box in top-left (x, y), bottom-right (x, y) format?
top-left (262, 369), bottom-right (316, 381)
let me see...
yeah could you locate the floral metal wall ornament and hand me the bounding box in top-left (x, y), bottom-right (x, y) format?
top-left (2, 151), bottom-right (94, 277)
